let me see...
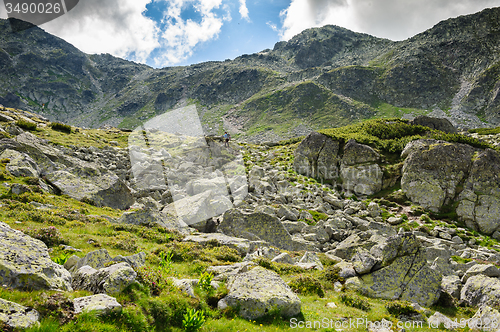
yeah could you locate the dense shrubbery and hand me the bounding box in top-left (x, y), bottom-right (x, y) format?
top-left (340, 292), bottom-right (371, 311)
top-left (288, 275), bottom-right (325, 297)
top-left (50, 122), bottom-right (72, 133)
top-left (23, 226), bottom-right (67, 247)
top-left (469, 127), bottom-right (500, 135)
top-left (16, 119), bottom-right (37, 131)
top-left (385, 300), bottom-right (418, 316)
top-left (319, 118), bottom-right (495, 154)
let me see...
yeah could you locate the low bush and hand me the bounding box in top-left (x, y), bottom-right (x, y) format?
top-left (50, 122), bottom-right (72, 133)
top-left (16, 119), bottom-right (37, 131)
top-left (288, 275), bottom-right (325, 297)
top-left (385, 300), bottom-right (418, 317)
top-left (23, 226), bottom-right (67, 247)
top-left (340, 293), bottom-right (371, 311)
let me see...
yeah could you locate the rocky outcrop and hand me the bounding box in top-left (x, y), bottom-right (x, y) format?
top-left (345, 233), bottom-right (442, 307)
top-left (69, 249), bottom-right (145, 273)
top-left (0, 222), bottom-right (72, 291)
top-left (456, 148), bottom-right (500, 234)
top-left (401, 139), bottom-right (500, 234)
top-left (294, 135), bottom-right (384, 195)
top-left (0, 298), bottom-right (39, 329)
top-left (401, 139), bottom-right (476, 212)
top-left (460, 274), bottom-right (500, 307)
top-left (411, 115), bottom-right (457, 133)
top-left (218, 267), bottom-right (301, 320)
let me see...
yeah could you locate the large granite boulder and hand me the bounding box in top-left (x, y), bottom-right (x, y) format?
top-left (218, 267), bottom-right (301, 320)
top-left (0, 149), bottom-right (40, 177)
top-left (293, 132), bottom-right (340, 182)
top-left (411, 115), bottom-right (457, 133)
top-left (346, 233), bottom-right (442, 307)
top-left (218, 209), bottom-right (306, 251)
top-left (401, 139), bottom-right (476, 212)
top-left (456, 149), bottom-right (500, 234)
top-left (69, 249), bottom-right (146, 274)
top-left (162, 190), bottom-right (232, 229)
top-left (0, 222), bottom-right (72, 291)
top-left (117, 207), bottom-right (188, 231)
top-left (46, 170), bottom-right (134, 210)
top-left (72, 262), bottom-right (137, 295)
top-left (460, 274), bottom-right (500, 307)
top-left (0, 298), bottom-right (39, 329)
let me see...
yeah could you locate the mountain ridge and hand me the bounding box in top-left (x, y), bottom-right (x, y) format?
top-left (0, 8), bottom-right (499, 140)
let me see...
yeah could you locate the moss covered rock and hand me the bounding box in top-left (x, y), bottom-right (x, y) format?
top-left (0, 222), bottom-right (72, 291)
top-left (219, 267), bottom-right (301, 320)
top-left (0, 298), bottom-right (39, 329)
top-left (460, 274), bottom-right (500, 307)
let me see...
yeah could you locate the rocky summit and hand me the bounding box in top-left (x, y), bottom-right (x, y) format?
top-left (1, 7), bottom-right (500, 142)
top-left (0, 106), bottom-right (499, 330)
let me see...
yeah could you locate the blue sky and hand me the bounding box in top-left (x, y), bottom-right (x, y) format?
top-left (2, 0), bottom-right (500, 68)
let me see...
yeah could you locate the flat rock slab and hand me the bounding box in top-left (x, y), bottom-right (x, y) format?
top-left (219, 266), bottom-right (301, 320)
top-left (0, 298), bottom-right (39, 329)
top-left (0, 222), bottom-right (72, 291)
top-left (73, 294), bottom-right (122, 315)
top-left (183, 233), bottom-right (250, 255)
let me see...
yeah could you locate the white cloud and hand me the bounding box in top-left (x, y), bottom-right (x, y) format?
top-left (239, 0), bottom-right (250, 21)
top-left (41, 0), bottom-right (160, 64)
top-left (155, 0), bottom-right (230, 66)
top-left (280, 0), bottom-right (500, 41)
top-left (267, 21), bottom-right (278, 32)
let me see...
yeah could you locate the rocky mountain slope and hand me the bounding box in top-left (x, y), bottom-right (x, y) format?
top-left (1, 7), bottom-right (500, 141)
top-left (1, 106), bottom-right (500, 330)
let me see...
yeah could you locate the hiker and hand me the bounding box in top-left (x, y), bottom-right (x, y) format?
top-left (223, 131), bottom-right (230, 147)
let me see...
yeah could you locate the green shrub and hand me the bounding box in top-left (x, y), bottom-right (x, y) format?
top-left (23, 226), bottom-right (67, 247)
top-left (385, 300), bottom-right (418, 317)
top-left (136, 266), bottom-right (173, 296)
top-left (51, 252), bottom-right (71, 265)
top-left (141, 292), bottom-right (195, 329)
top-left (50, 122), bottom-right (72, 133)
top-left (255, 257), bottom-right (304, 274)
top-left (469, 127), bottom-right (500, 135)
top-left (321, 265), bottom-right (345, 284)
top-left (198, 272), bottom-right (214, 292)
top-left (16, 119), bottom-right (37, 131)
top-left (288, 275), bottom-right (325, 297)
top-left (340, 293), bottom-right (371, 311)
top-left (182, 309), bottom-right (206, 332)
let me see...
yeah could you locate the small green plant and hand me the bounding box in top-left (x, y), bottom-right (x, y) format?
top-left (52, 252), bottom-right (71, 265)
top-left (197, 272), bottom-right (214, 292)
top-left (16, 119), bottom-right (37, 131)
top-left (322, 265), bottom-right (345, 284)
top-left (340, 293), bottom-right (371, 311)
top-left (451, 255), bottom-right (473, 264)
top-left (50, 122), bottom-right (72, 133)
top-left (159, 251), bottom-right (174, 273)
top-left (182, 309), bottom-right (206, 332)
top-left (288, 275), bottom-right (325, 297)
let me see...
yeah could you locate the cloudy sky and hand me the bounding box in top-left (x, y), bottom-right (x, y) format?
top-left (1, 0), bottom-right (500, 68)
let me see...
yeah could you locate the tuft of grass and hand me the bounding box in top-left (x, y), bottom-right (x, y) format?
top-left (16, 119), bottom-right (37, 131)
top-left (288, 275), bottom-right (325, 297)
top-left (340, 292), bottom-right (371, 311)
top-left (50, 122), bottom-right (72, 133)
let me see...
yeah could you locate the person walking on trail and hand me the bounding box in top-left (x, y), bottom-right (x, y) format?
top-left (223, 131), bottom-right (230, 147)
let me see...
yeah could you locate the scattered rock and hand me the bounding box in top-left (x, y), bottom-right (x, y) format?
top-left (73, 294), bottom-right (122, 315)
top-left (219, 267), bottom-right (301, 320)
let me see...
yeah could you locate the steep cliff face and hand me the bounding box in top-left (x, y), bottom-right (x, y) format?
top-left (0, 8), bottom-right (499, 139)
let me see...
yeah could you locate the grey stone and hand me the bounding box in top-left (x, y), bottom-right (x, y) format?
top-left (73, 294), bottom-right (122, 315)
top-left (0, 298), bottom-right (39, 329)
